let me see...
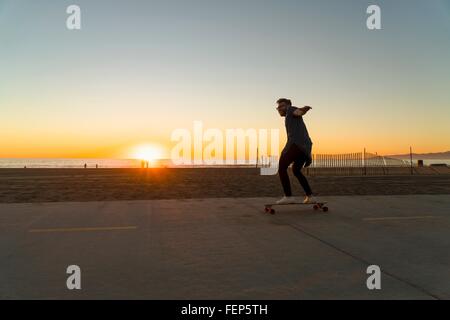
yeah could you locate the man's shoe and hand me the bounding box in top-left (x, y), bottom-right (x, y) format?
top-left (303, 195), bottom-right (317, 204)
top-left (276, 196), bottom-right (295, 205)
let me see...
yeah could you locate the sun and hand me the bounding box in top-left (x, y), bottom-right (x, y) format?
top-left (132, 144), bottom-right (163, 162)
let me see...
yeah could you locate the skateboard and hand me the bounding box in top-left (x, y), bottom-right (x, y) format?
top-left (264, 201), bottom-right (328, 214)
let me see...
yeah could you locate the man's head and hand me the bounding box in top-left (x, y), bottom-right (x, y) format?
top-left (276, 98), bottom-right (292, 117)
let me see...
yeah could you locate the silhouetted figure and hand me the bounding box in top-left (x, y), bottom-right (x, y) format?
top-left (84, 163), bottom-right (87, 169)
top-left (275, 98), bottom-right (315, 205)
top-left (146, 161), bottom-right (149, 169)
top-left (96, 164), bottom-right (98, 169)
top-left (141, 160), bottom-right (145, 168)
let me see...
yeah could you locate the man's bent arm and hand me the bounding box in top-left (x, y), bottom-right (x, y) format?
top-left (293, 106), bottom-right (312, 117)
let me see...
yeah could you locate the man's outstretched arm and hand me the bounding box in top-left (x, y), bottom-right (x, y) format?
top-left (293, 106), bottom-right (312, 117)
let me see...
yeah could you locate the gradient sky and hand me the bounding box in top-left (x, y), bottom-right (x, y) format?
top-left (1, 0), bottom-right (449, 158)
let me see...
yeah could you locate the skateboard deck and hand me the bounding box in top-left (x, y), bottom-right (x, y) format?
top-left (264, 201), bottom-right (328, 214)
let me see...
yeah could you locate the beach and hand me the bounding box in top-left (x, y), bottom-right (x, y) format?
top-left (0, 168), bottom-right (449, 203)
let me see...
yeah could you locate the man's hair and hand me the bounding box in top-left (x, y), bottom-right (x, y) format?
top-left (276, 98), bottom-right (292, 106)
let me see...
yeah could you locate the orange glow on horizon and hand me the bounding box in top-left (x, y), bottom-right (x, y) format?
top-left (129, 144), bottom-right (165, 162)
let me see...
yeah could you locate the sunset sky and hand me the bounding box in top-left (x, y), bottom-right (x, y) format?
top-left (1, 0), bottom-right (449, 159)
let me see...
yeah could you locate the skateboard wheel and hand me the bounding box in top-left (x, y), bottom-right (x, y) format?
top-left (270, 209), bottom-right (276, 214)
top-left (313, 204), bottom-right (319, 211)
top-left (322, 207), bottom-right (329, 212)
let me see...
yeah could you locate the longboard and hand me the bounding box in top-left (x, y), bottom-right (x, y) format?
top-left (264, 201), bottom-right (328, 214)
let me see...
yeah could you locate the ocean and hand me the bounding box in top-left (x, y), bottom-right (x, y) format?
top-left (0, 158), bottom-right (255, 168)
top-left (0, 158), bottom-right (448, 169)
top-left (0, 158), bottom-right (145, 168)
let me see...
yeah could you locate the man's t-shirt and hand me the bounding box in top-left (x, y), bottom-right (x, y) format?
top-left (283, 106), bottom-right (313, 156)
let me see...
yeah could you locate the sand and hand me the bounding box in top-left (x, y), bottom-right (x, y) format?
top-left (0, 168), bottom-right (449, 203)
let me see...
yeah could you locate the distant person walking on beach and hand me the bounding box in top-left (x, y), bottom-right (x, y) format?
top-left (275, 98), bottom-right (315, 204)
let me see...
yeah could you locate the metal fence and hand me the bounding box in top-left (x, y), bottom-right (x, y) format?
top-left (307, 153), bottom-right (363, 176)
top-left (364, 152), bottom-right (410, 167)
top-left (311, 153), bottom-right (363, 168)
top-left (259, 149), bottom-right (418, 176)
top-left (305, 151), bottom-right (412, 176)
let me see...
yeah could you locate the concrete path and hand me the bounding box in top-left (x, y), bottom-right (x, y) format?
top-left (1, 195), bottom-right (449, 299)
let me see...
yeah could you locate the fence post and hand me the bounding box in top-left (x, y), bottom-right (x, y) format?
top-left (363, 148), bottom-right (367, 175)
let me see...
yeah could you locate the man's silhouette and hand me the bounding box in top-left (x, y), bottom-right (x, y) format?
top-left (275, 98), bottom-right (315, 204)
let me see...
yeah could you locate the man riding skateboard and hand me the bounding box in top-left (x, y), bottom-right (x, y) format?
top-left (275, 98), bottom-right (315, 204)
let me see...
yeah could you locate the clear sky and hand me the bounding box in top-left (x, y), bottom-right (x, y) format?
top-left (1, 0), bottom-right (449, 158)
